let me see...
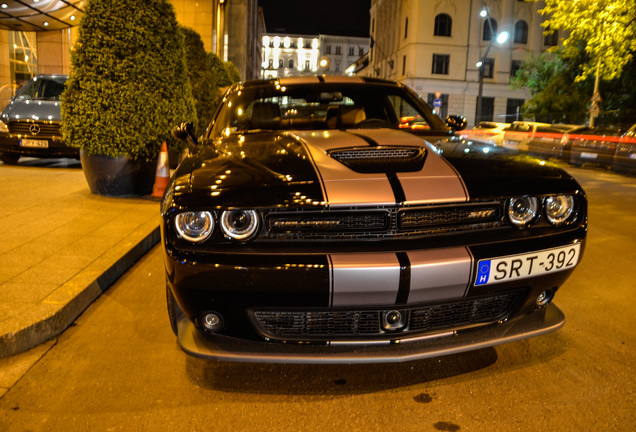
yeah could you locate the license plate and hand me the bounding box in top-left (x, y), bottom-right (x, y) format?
top-left (474, 244), bottom-right (581, 286)
top-left (20, 138), bottom-right (48, 148)
top-left (581, 152), bottom-right (597, 159)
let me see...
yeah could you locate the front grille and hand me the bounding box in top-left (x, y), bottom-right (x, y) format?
top-left (251, 291), bottom-right (522, 342)
top-left (8, 121), bottom-right (60, 137)
top-left (262, 202), bottom-right (506, 240)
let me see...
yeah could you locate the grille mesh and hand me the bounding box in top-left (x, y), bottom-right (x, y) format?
top-left (262, 203), bottom-right (505, 240)
top-left (252, 291), bottom-right (521, 341)
top-left (9, 121), bottom-right (60, 137)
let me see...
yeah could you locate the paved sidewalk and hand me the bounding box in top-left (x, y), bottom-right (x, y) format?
top-left (0, 158), bottom-right (161, 359)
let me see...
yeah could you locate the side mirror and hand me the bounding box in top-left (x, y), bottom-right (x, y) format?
top-left (172, 122), bottom-right (198, 147)
top-left (445, 115), bottom-right (467, 132)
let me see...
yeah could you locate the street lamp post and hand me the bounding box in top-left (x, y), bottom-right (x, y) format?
top-left (475, 8), bottom-right (508, 125)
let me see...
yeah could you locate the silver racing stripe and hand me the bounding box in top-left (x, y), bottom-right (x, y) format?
top-left (291, 130), bottom-right (397, 207)
top-left (329, 247), bottom-right (474, 307)
top-left (292, 129), bottom-right (469, 207)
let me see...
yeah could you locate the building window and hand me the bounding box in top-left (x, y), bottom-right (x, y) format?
top-left (506, 98), bottom-right (525, 122)
top-left (349, 46), bottom-right (355, 56)
top-left (544, 27), bottom-right (558, 46)
top-left (278, 58), bottom-right (283, 69)
top-left (9, 31), bottom-right (38, 86)
top-left (432, 54), bottom-right (450, 75)
top-left (434, 14), bottom-right (452, 37)
top-left (325, 45), bottom-right (331, 54)
top-left (268, 58), bottom-right (273, 68)
top-left (335, 61), bottom-right (341, 72)
top-left (514, 21), bottom-right (528, 44)
top-left (405, 17), bottom-right (408, 38)
top-left (304, 60), bottom-right (310, 71)
top-left (289, 58), bottom-right (294, 69)
top-left (402, 55), bottom-right (406, 75)
top-left (510, 60), bottom-right (522, 78)
top-left (476, 97), bottom-right (495, 123)
top-left (335, 46), bottom-right (341, 55)
top-left (482, 58), bottom-right (494, 79)
top-left (483, 19), bottom-right (497, 41)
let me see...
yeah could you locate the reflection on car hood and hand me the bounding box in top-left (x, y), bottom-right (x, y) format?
top-left (170, 128), bottom-right (582, 209)
top-left (1, 99), bottom-right (62, 123)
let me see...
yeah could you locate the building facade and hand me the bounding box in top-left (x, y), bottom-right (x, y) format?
top-left (363, 0), bottom-right (557, 125)
top-left (261, 33), bottom-right (370, 79)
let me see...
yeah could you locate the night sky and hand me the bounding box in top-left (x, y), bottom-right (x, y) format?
top-left (258, 0), bottom-right (371, 37)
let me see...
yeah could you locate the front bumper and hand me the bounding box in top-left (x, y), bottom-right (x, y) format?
top-left (0, 134), bottom-right (78, 159)
top-left (175, 303), bottom-right (565, 364)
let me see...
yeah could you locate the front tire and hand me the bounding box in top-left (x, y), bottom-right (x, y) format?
top-left (166, 281), bottom-right (184, 336)
top-left (1, 154), bottom-right (20, 165)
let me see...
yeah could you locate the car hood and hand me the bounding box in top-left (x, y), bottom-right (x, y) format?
top-left (1, 99), bottom-right (62, 123)
top-left (168, 128), bottom-right (582, 209)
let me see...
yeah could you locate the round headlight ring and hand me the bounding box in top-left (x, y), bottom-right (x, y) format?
top-left (544, 195), bottom-right (575, 225)
top-left (174, 211), bottom-right (214, 242)
top-left (219, 209), bottom-right (261, 241)
top-left (507, 196), bottom-right (539, 228)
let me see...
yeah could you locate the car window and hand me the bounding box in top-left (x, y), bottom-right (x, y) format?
top-left (210, 84), bottom-right (440, 137)
top-left (15, 76), bottom-right (66, 101)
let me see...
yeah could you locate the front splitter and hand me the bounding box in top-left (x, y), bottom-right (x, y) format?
top-left (176, 303), bottom-right (565, 364)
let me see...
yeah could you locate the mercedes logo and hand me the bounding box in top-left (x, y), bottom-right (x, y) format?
top-left (29, 123), bottom-right (41, 135)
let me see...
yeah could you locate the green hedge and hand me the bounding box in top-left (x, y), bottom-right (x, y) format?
top-left (61, 0), bottom-right (196, 161)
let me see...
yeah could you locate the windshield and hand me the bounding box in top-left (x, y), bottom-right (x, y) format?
top-left (15, 76), bottom-right (67, 101)
top-left (210, 83), bottom-right (446, 138)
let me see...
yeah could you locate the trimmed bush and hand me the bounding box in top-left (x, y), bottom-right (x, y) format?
top-left (61, 0), bottom-right (196, 161)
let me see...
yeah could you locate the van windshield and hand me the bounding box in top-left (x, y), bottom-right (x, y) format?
top-left (15, 76), bottom-right (67, 101)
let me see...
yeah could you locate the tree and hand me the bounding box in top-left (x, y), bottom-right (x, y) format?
top-left (181, 26), bottom-right (217, 136)
top-left (511, 48), bottom-right (591, 123)
top-left (536, 0), bottom-right (636, 81)
top-left (61, 0), bottom-right (197, 161)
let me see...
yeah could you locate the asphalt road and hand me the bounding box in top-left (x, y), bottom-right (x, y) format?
top-left (1, 163), bottom-right (635, 431)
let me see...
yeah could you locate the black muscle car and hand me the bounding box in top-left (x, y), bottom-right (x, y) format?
top-left (161, 76), bottom-right (587, 364)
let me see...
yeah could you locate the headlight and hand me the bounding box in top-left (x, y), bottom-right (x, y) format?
top-left (219, 209), bottom-right (260, 241)
top-left (544, 195), bottom-right (575, 225)
top-left (507, 196), bottom-right (539, 228)
top-left (0, 120), bottom-right (8, 133)
top-left (174, 211), bottom-right (214, 242)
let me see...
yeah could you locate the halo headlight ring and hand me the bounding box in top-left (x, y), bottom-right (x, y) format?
top-left (174, 211), bottom-right (215, 243)
top-left (507, 196), bottom-right (540, 228)
top-left (219, 209), bottom-right (261, 241)
top-left (544, 195), bottom-right (575, 225)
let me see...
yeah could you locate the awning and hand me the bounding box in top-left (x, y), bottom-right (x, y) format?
top-left (0, 0), bottom-right (85, 31)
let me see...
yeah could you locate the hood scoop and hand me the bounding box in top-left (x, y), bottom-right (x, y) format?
top-left (328, 146), bottom-right (427, 173)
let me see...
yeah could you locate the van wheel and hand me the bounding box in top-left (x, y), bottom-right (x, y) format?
top-left (1, 154), bottom-right (19, 165)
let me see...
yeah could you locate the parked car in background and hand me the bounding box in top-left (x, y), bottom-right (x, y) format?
top-left (162, 76), bottom-right (587, 364)
top-left (527, 125), bottom-right (587, 161)
top-left (569, 126), bottom-right (623, 168)
top-left (502, 121), bottom-right (551, 152)
top-left (460, 121), bottom-right (510, 146)
top-left (0, 74), bottom-right (76, 165)
top-left (613, 123), bottom-right (636, 174)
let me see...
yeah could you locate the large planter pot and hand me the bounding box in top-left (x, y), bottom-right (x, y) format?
top-left (80, 150), bottom-right (157, 197)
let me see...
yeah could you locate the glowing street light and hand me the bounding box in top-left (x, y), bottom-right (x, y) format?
top-left (476, 8), bottom-right (509, 125)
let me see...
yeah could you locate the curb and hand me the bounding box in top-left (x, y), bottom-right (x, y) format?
top-left (0, 223), bottom-right (161, 358)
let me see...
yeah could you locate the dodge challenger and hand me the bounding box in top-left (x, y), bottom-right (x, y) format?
top-left (161, 76), bottom-right (587, 364)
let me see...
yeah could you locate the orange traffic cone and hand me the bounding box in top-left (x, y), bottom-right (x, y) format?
top-left (152, 142), bottom-right (170, 198)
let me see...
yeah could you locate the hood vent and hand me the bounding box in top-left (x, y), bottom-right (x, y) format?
top-left (328, 146), bottom-right (426, 173)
